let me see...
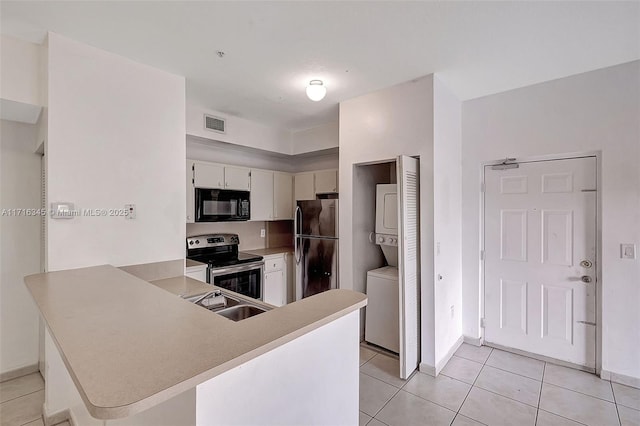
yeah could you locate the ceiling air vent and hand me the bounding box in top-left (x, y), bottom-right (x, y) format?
top-left (204, 114), bottom-right (226, 134)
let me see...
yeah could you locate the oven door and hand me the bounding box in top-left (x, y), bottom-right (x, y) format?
top-left (209, 261), bottom-right (264, 300)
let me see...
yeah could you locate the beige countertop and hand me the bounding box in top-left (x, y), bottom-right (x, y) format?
top-left (24, 265), bottom-right (366, 420)
top-left (185, 258), bottom-right (207, 268)
top-left (151, 275), bottom-right (212, 299)
top-left (243, 246), bottom-right (294, 256)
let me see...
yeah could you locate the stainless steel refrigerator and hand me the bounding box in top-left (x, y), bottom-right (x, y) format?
top-left (294, 199), bottom-right (339, 300)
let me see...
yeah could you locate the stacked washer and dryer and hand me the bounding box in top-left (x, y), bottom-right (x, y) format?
top-left (365, 184), bottom-right (400, 353)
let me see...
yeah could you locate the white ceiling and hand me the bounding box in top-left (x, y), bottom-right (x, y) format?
top-left (2, 1), bottom-right (638, 131)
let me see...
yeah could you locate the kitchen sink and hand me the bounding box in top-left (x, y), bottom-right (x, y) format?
top-left (185, 291), bottom-right (269, 321)
top-left (185, 292), bottom-right (240, 311)
top-left (215, 305), bottom-right (267, 321)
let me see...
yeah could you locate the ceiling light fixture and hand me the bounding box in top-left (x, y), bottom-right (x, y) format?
top-left (306, 80), bottom-right (327, 101)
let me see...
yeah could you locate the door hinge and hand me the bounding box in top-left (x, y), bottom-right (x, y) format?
top-left (480, 250), bottom-right (485, 261)
top-left (577, 320), bottom-right (597, 326)
top-left (480, 318), bottom-right (486, 328)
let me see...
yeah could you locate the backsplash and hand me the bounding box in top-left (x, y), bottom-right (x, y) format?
top-left (186, 222), bottom-right (267, 250)
top-left (266, 221), bottom-right (294, 248)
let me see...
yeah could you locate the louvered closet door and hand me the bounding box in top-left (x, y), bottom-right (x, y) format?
top-left (484, 157), bottom-right (596, 369)
top-left (397, 155), bottom-right (420, 379)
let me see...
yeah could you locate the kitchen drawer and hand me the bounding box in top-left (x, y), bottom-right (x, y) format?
top-left (264, 256), bottom-right (285, 273)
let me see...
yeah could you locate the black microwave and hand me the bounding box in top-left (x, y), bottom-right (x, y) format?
top-left (195, 188), bottom-right (250, 222)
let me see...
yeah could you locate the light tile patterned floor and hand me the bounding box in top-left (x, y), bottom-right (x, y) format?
top-left (3, 352), bottom-right (639, 426)
top-left (0, 372), bottom-right (70, 426)
top-left (360, 343), bottom-right (640, 426)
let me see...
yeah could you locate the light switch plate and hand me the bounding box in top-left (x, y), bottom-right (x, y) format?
top-left (260, 229), bottom-right (265, 238)
top-left (125, 204), bottom-right (136, 219)
top-left (50, 202), bottom-right (75, 219)
top-left (621, 243), bottom-right (636, 259)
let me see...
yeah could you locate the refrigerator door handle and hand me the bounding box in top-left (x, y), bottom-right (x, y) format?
top-left (294, 205), bottom-right (302, 264)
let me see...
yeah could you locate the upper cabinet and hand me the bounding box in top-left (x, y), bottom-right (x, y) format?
top-left (250, 170), bottom-right (293, 221)
top-left (294, 173), bottom-right (315, 201)
top-left (314, 170), bottom-right (338, 193)
top-left (224, 166), bottom-right (251, 191)
top-left (250, 169), bottom-right (275, 221)
top-left (193, 162), bottom-right (224, 188)
top-left (273, 172), bottom-right (293, 220)
top-left (193, 162), bottom-right (250, 191)
top-left (294, 169), bottom-right (339, 201)
top-left (187, 159), bottom-right (333, 223)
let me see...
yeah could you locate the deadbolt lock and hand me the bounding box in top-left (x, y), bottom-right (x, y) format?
top-left (581, 275), bottom-right (592, 283)
top-left (580, 260), bottom-right (593, 268)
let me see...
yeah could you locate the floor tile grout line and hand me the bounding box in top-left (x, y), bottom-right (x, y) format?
top-left (534, 362), bottom-right (546, 426)
top-left (482, 363), bottom-right (543, 382)
top-left (370, 383), bottom-right (402, 420)
top-left (400, 385), bottom-right (468, 415)
top-left (536, 408), bottom-right (590, 426)
top-left (0, 387), bottom-right (45, 405)
top-left (359, 370), bottom-right (402, 390)
top-left (610, 380), bottom-right (622, 426)
top-left (471, 379), bottom-right (541, 409)
top-left (542, 380), bottom-right (618, 405)
top-left (453, 355), bottom-right (485, 423)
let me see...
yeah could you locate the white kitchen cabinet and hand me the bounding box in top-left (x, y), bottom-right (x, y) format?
top-left (294, 173), bottom-right (315, 201)
top-left (185, 264), bottom-right (207, 282)
top-left (187, 161), bottom-right (195, 223)
top-left (224, 166), bottom-right (251, 191)
top-left (264, 270), bottom-right (285, 306)
top-left (273, 172), bottom-right (293, 220)
top-left (193, 162), bottom-right (224, 188)
top-left (314, 169), bottom-right (338, 193)
top-left (250, 169), bottom-right (274, 221)
top-left (263, 253), bottom-right (287, 306)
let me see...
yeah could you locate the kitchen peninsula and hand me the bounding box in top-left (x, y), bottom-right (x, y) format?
top-left (25, 264), bottom-right (365, 425)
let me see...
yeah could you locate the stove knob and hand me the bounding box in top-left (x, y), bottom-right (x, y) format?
top-left (389, 238), bottom-right (396, 244)
top-left (195, 240), bottom-right (200, 245)
top-left (378, 236), bottom-right (385, 243)
top-left (189, 241), bottom-right (194, 245)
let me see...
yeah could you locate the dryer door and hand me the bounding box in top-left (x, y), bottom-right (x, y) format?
top-left (375, 184), bottom-right (398, 234)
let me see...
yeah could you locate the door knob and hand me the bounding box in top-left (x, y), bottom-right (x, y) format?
top-left (581, 275), bottom-right (592, 283)
top-left (580, 260), bottom-right (593, 268)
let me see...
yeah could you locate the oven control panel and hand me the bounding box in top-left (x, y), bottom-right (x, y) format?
top-left (187, 234), bottom-right (239, 248)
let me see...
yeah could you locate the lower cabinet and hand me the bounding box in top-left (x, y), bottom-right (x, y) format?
top-left (262, 253), bottom-right (290, 307)
top-left (186, 264), bottom-right (207, 283)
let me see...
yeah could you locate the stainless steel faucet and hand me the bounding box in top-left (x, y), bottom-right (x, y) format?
top-left (192, 289), bottom-right (222, 307)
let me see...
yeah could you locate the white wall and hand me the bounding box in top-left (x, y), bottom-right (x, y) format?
top-left (187, 136), bottom-right (292, 172)
top-left (196, 311), bottom-right (359, 426)
top-left (461, 61), bottom-right (640, 380)
top-left (339, 75), bottom-right (436, 368)
top-left (186, 104), bottom-right (291, 155)
top-left (46, 32), bottom-right (186, 271)
top-left (0, 35), bottom-right (42, 106)
top-left (433, 76), bottom-right (463, 369)
top-left (187, 134), bottom-right (338, 173)
top-left (0, 119), bottom-right (41, 374)
top-left (291, 121), bottom-right (339, 155)
top-left (0, 35), bottom-right (44, 124)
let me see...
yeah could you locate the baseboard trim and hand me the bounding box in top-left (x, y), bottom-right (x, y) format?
top-left (485, 342), bottom-right (595, 374)
top-left (435, 335), bottom-right (464, 376)
top-left (463, 335), bottom-right (483, 346)
top-left (419, 362), bottom-right (436, 377)
top-left (601, 369), bottom-right (640, 389)
top-left (42, 404), bottom-right (72, 426)
top-left (0, 363), bottom-right (39, 383)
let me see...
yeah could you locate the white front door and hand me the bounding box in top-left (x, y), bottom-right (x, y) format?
top-left (484, 157), bottom-right (597, 369)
